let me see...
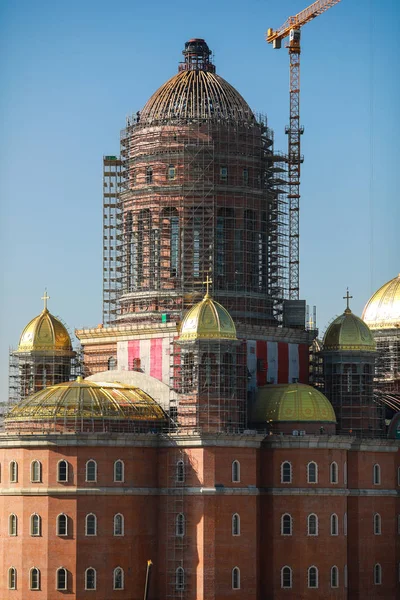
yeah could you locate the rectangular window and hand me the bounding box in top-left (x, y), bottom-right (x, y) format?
top-left (220, 167), bottom-right (228, 181)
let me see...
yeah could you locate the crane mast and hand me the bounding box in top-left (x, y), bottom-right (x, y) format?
top-left (267, 0), bottom-right (342, 301)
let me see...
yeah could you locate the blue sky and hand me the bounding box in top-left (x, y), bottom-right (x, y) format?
top-left (0, 0), bottom-right (399, 399)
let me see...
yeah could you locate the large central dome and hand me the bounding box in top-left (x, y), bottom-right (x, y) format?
top-left (139, 39), bottom-right (255, 125)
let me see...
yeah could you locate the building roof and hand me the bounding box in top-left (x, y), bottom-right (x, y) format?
top-left (323, 308), bottom-right (375, 352)
top-left (5, 379), bottom-right (167, 425)
top-left (139, 39), bottom-right (255, 125)
top-left (17, 306), bottom-right (74, 356)
top-left (252, 383), bottom-right (336, 424)
top-left (179, 291), bottom-right (237, 342)
top-left (362, 273), bottom-right (400, 330)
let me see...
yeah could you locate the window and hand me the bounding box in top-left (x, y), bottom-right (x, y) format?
top-left (232, 460), bottom-right (240, 483)
top-left (114, 513), bottom-right (124, 536)
top-left (31, 460), bottom-right (42, 483)
top-left (176, 567), bottom-right (184, 591)
top-left (57, 460), bottom-right (68, 483)
top-left (113, 567), bottom-right (124, 590)
top-left (56, 568), bottom-right (67, 591)
top-left (8, 567), bottom-right (16, 590)
top-left (374, 563), bottom-right (382, 585)
top-left (281, 461), bottom-right (292, 484)
top-left (9, 461), bottom-right (18, 483)
top-left (176, 513), bottom-right (185, 537)
top-left (220, 166), bottom-right (228, 181)
top-left (330, 462), bottom-right (338, 484)
top-left (307, 514), bottom-right (318, 536)
top-left (373, 464), bottom-right (381, 485)
top-left (307, 461), bottom-right (318, 484)
top-left (331, 566), bottom-right (339, 588)
top-left (30, 514), bottom-right (41, 536)
top-left (281, 513), bottom-right (292, 536)
top-left (167, 165), bottom-right (176, 180)
top-left (30, 567), bottom-right (40, 591)
top-left (9, 514), bottom-right (17, 536)
top-left (398, 514), bottom-right (400, 535)
top-left (57, 514), bottom-right (68, 536)
top-left (85, 568), bottom-right (96, 590)
top-left (232, 567), bottom-right (240, 590)
top-left (344, 512), bottom-right (347, 536)
top-left (85, 513), bottom-right (97, 536)
top-left (146, 167), bottom-right (153, 184)
top-left (176, 460), bottom-right (185, 483)
top-left (281, 566), bottom-right (292, 589)
top-left (344, 461), bottom-right (347, 485)
top-left (374, 513), bottom-right (381, 535)
top-left (330, 514), bottom-right (338, 536)
top-left (398, 467), bottom-right (400, 486)
top-left (308, 566), bottom-right (318, 588)
top-left (344, 564), bottom-right (348, 588)
top-left (86, 460), bottom-right (97, 482)
top-left (114, 460), bottom-right (124, 483)
top-left (242, 168), bottom-right (249, 185)
top-left (232, 514), bottom-right (240, 536)
top-left (108, 356), bottom-right (117, 370)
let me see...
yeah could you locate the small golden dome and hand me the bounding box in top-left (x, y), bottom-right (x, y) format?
top-left (5, 379), bottom-right (167, 431)
top-left (362, 274), bottom-right (400, 330)
top-left (179, 292), bottom-right (237, 342)
top-left (17, 306), bottom-right (73, 355)
top-left (252, 383), bottom-right (336, 424)
top-left (323, 308), bottom-right (376, 352)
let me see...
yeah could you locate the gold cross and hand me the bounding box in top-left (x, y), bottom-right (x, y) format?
top-left (41, 289), bottom-right (50, 310)
top-left (343, 288), bottom-right (352, 310)
top-left (203, 275), bottom-right (212, 297)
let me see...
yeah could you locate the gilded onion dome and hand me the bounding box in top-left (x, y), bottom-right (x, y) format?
top-left (179, 289), bottom-right (237, 342)
top-left (323, 293), bottom-right (375, 352)
top-left (362, 274), bottom-right (400, 330)
top-left (139, 39), bottom-right (255, 125)
top-left (5, 378), bottom-right (166, 431)
top-left (252, 383), bottom-right (336, 424)
top-left (17, 292), bottom-right (74, 356)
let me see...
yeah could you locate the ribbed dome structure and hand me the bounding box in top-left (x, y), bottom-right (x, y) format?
top-left (139, 39), bottom-right (255, 125)
top-left (323, 308), bottom-right (376, 352)
top-left (179, 292), bottom-right (237, 342)
top-left (17, 307), bottom-right (73, 356)
top-left (362, 274), bottom-right (400, 330)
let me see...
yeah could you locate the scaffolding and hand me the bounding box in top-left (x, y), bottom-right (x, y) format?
top-left (373, 328), bottom-right (400, 394)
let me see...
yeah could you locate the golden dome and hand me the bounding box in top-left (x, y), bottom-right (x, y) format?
top-left (5, 379), bottom-right (167, 430)
top-left (252, 383), bottom-right (336, 424)
top-left (17, 302), bottom-right (73, 356)
top-left (140, 39), bottom-right (254, 125)
top-left (323, 308), bottom-right (375, 352)
top-left (179, 291), bottom-right (237, 342)
top-left (362, 274), bottom-right (400, 330)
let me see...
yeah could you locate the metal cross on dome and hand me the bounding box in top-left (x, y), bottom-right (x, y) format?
top-left (203, 275), bottom-right (213, 297)
top-left (343, 288), bottom-right (353, 310)
top-left (41, 289), bottom-right (50, 310)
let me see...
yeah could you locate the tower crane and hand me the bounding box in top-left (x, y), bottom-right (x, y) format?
top-left (267, 0), bottom-right (342, 300)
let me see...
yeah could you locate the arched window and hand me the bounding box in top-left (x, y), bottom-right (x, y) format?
top-left (113, 567), bottom-right (124, 590)
top-left (330, 513), bottom-right (338, 536)
top-left (330, 461), bottom-right (338, 484)
top-left (281, 461), bottom-right (292, 484)
top-left (85, 567), bottom-right (96, 590)
top-left (176, 567), bottom-right (184, 591)
top-left (86, 460), bottom-right (97, 482)
top-left (374, 513), bottom-right (382, 535)
top-left (398, 466), bottom-right (400, 486)
top-left (307, 461), bottom-right (318, 483)
top-left (281, 513), bottom-right (292, 536)
top-left (232, 567), bottom-right (240, 590)
top-left (114, 513), bottom-right (124, 536)
top-left (9, 460), bottom-right (18, 483)
top-left (30, 460), bottom-right (42, 483)
top-left (8, 567), bottom-right (16, 590)
top-left (232, 513), bottom-right (240, 536)
top-left (85, 513), bottom-right (97, 536)
top-left (374, 563), bottom-right (382, 585)
top-left (281, 566), bottom-right (292, 589)
top-left (373, 464), bottom-right (381, 485)
top-left (30, 567), bottom-right (40, 590)
top-left (232, 460), bottom-right (240, 483)
top-left (176, 460), bottom-right (185, 483)
top-left (344, 461), bottom-right (347, 485)
top-left (167, 165), bottom-right (176, 180)
top-left (243, 168), bottom-right (249, 186)
top-left (161, 207), bottom-right (179, 279)
top-left (344, 512), bottom-right (347, 536)
top-left (114, 460), bottom-right (124, 483)
top-left (108, 357), bottom-right (117, 370)
top-left (308, 566), bottom-right (318, 588)
top-left (176, 513), bottom-right (185, 537)
top-left (331, 566), bottom-right (339, 588)
top-left (56, 567), bottom-right (67, 591)
top-left (57, 460), bottom-right (68, 483)
top-left (307, 514), bottom-right (318, 536)
top-left (146, 167), bottom-right (153, 184)
top-left (9, 514), bottom-right (17, 536)
top-left (57, 513), bottom-right (68, 536)
top-left (30, 513), bottom-right (41, 537)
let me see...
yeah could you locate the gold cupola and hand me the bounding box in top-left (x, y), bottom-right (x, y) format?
top-left (17, 291), bottom-right (74, 356)
top-left (179, 279), bottom-right (237, 342)
top-left (362, 274), bottom-right (400, 330)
